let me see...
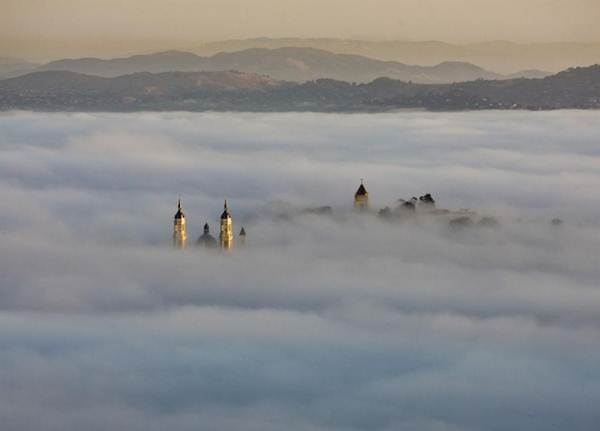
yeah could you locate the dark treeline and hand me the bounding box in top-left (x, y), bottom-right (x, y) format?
top-left (1, 65), bottom-right (599, 112)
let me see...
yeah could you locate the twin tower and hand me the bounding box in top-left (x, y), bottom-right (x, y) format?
top-left (173, 199), bottom-right (245, 250)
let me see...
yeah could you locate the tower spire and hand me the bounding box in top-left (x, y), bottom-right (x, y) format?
top-left (173, 197), bottom-right (187, 249)
top-left (354, 179), bottom-right (369, 211)
top-left (220, 199), bottom-right (234, 249)
top-left (239, 226), bottom-right (246, 246)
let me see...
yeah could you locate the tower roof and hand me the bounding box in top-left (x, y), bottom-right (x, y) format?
top-left (239, 227), bottom-right (246, 236)
top-left (197, 231), bottom-right (217, 247)
top-left (355, 180), bottom-right (368, 197)
top-left (174, 198), bottom-right (185, 219)
top-left (221, 200), bottom-right (231, 219)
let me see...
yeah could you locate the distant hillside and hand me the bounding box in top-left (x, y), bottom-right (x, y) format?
top-left (1, 65), bottom-right (599, 112)
top-left (0, 70), bottom-right (287, 110)
top-left (38, 51), bottom-right (203, 78)
top-left (34, 48), bottom-right (547, 84)
top-left (192, 38), bottom-right (600, 74)
top-left (204, 48), bottom-right (540, 83)
top-left (0, 69), bottom-right (283, 92)
top-left (0, 57), bottom-right (40, 79)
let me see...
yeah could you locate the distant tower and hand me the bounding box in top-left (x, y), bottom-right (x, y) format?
top-left (354, 179), bottom-right (369, 211)
top-left (239, 227), bottom-right (246, 246)
top-left (197, 222), bottom-right (217, 248)
top-left (173, 198), bottom-right (187, 249)
top-left (219, 200), bottom-right (234, 249)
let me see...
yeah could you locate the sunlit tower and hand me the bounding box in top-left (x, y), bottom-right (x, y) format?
top-left (173, 198), bottom-right (187, 249)
top-left (354, 179), bottom-right (369, 211)
top-left (220, 200), bottom-right (234, 249)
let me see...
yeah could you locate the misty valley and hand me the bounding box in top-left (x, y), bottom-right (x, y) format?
top-left (0, 111), bottom-right (599, 430)
top-left (4, 0), bottom-right (600, 429)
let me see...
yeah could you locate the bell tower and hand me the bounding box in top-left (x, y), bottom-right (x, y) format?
top-left (354, 179), bottom-right (369, 211)
top-left (220, 200), bottom-right (234, 249)
top-left (173, 198), bottom-right (187, 249)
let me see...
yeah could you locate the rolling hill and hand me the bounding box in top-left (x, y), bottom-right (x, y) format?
top-left (192, 38), bottom-right (600, 74)
top-left (29, 48), bottom-right (548, 84)
top-left (1, 65), bottom-right (599, 112)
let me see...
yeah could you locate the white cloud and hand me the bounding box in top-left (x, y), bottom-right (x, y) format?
top-left (0, 111), bottom-right (599, 430)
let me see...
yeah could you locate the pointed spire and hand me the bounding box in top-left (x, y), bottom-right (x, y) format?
top-left (221, 199), bottom-right (231, 219)
top-left (220, 199), bottom-right (234, 249)
top-left (174, 196), bottom-right (185, 219)
top-left (238, 226), bottom-right (246, 246)
top-left (354, 179), bottom-right (369, 211)
top-left (355, 180), bottom-right (368, 196)
top-left (173, 195), bottom-right (187, 248)
top-left (204, 221), bottom-right (210, 233)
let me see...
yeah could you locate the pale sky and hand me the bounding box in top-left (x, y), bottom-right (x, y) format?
top-left (3, 0), bottom-right (600, 60)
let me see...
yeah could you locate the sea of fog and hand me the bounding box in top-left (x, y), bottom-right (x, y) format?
top-left (0, 111), bottom-right (599, 431)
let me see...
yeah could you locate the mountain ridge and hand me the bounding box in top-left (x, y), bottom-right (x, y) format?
top-left (191, 38), bottom-right (600, 74)
top-left (4, 48), bottom-right (549, 84)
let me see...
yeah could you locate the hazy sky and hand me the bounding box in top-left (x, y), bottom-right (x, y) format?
top-left (3, 0), bottom-right (600, 59)
top-left (1, 111), bottom-right (600, 430)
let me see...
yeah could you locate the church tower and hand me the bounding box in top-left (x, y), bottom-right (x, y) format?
top-left (239, 227), bottom-right (246, 246)
top-left (197, 222), bottom-right (217, 248)
top-left (354, 179), bottom-right (369, 211)
top-left (173, 198), bottom-right (187, 249)
top-left (219, 200), bottom-right (234, 249)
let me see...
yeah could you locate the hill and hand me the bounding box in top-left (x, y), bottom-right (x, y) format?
top-left (192, 38), bottom-right (600, 74)
top-left (33, 48), bottom-right (546, 84)
top-left (1, 65), bottom-right (599, 112)
top-left (0, 70), bottom-right (286, 110)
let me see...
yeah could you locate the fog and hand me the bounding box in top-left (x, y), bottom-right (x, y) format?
top-left (0, 111), bottom-right (599, 430)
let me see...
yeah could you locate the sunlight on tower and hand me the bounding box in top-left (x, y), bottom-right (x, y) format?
top-left (220, 200), bottom-right (234, 250)
top-left (173, 198), bottom-right (187, 249)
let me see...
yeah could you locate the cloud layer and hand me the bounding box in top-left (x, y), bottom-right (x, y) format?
top-left (0, 111), bottom-right (599, 431)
